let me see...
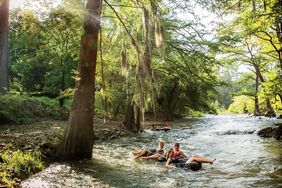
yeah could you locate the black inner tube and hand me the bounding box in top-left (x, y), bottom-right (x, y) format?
top-left (173, 162), bottom-right (202, 171)
top-left (157, 156), bottom-right (202, 171)
top-left (151, 128), bottom-right (171, 132)
top-left (157, 156), bottom-right (167, 162)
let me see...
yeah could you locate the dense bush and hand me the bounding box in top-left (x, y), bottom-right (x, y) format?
top-left (0, 150), bottom-right (44, 187)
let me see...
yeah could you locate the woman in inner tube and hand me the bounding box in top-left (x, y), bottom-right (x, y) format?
top-left (165, 143), bottom-right (216, 169)
top-left (133, 140), bottom-right (166, 159)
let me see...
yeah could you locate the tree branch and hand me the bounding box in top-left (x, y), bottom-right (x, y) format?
top-left (103, 0), bottom-right (140, 53)
top-left (256, 31), bottom-right (280, 54)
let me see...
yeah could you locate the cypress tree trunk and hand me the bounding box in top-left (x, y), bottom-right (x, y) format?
top-left (254, 64), bottom-right (275, 117)
top-left (0, 0), bottom-right (9, 94)
top-left (166, 81), bottom-right (178, 121)
top-left (58, 0), bottom-right (100, 160)
top-left (124, 103), bottom-right (142, 132)
top-left (254, 74), bottom-right (261, 116)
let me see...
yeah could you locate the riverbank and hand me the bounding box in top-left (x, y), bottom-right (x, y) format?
top-left (0, 118), bottom-right (125, 187)
top-left (0, 117), bottom-right (171, 187)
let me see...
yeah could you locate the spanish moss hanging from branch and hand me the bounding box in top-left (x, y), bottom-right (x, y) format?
top-left (120, 41), bottom-right (128, 76)
top-left (155, 18), bottom-right (164, 48)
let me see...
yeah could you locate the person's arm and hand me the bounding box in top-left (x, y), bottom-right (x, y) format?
top-left (165, 158), bottom-right (175, 169)
top-left (165, 158), bottom-right (171, 167)
top-left (180, 151), bottom-right (188, 159)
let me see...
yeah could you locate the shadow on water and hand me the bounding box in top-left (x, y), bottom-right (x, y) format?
top-left (74, 157), bottom-right (180, 188)
top-left (71, 159), bottom-right (154, 188)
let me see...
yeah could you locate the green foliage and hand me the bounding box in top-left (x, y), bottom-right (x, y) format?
top-left (0, 150), bottom-right (44, 186)
top-left (0, 95), bottom-right (68, 124)
top-left (214, 0), bottom-right (282, 114)
top-left (227, 95), bottom-right (254, 114)
top-left (8, 0), bottom-right (281, 121)
top-left (9, 8), bottom-right (81, 105)
top-left (189, 109), bottom-right (205, 117)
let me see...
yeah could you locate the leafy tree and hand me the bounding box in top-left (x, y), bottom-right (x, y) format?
top-left (9, 8), bottom-right (81, 107)
top-left (9, 10), bottom-right (47, 93)
top-left (42, 8), bottom-right (82, 106)
top-left (214, 0), bottom-right (282, 115)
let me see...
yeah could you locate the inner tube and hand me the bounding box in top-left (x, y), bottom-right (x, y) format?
top-left (157, 157), bottom-right (202, 171)
top-left (157, 157), bottom-right (187, 163)
top-left (173, 162), bottom-right (202, 171)
top-left (150, 128), bottom-right (171, 132)
top-left (157, 156), bottom-right (167, 162)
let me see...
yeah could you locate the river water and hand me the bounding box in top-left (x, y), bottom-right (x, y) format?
top-left (22, 115), bottom-right (282, 188)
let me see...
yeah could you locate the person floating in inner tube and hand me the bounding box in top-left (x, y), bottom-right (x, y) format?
top-left (170, 143), bottom-right (188, 162)
top-left (133, 140), bottom-right (165, 159)
top-left (150, 124), bottom-right (157, 131)
top-left (150, 123), bottom-right (171, 132)
top-left (165, 143), bottom-right (216, 169)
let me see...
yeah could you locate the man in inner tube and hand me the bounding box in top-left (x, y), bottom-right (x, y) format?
top-left (133, 140), bottom-right (165, 159)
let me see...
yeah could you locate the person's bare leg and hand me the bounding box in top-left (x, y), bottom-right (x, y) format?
top-left (142, 153), bottom-right (161, 160)
top-left (134, 150), bottom-right (149, 159)
top-left (187, 156), bottom-right (216, 164)
top-left (133, 150), bottom-right (143, 156)
top-left (193, 155), bottom-right (216, 162)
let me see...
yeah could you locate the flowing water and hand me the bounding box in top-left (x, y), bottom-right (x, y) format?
top-left (22, 115), bottom-right (282, 188)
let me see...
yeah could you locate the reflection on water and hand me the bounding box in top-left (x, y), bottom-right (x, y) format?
top-left (22, 115), bottom-right (282, 188)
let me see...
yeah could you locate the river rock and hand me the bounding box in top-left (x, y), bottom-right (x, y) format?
top-left (265, 112), bottom-right (276, 118)
top-left (258, 127), bottom-right (276, 138)
top-left (258, 124), bottom-right (282, 140)
top-left (273, 125), bottom-right (282, 140)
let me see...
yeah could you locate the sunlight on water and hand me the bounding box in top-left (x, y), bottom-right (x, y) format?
top-left (23, 115), bottom-right (282, 188)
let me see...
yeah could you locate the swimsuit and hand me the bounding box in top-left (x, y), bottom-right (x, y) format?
top-left (173, 150), bottom-right (181, 158)
top-left (171, 150), bottom-right (187, 163)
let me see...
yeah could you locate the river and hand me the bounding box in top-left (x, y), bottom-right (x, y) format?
top-left (22, 115), bottom-right (282, 188)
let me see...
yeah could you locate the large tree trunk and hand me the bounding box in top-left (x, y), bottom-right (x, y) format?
top-left (58, 0), bottom-right (100, 160)
top-left (124, 102), bottom-right (142, 132)
top-left (253, 74), bottom-right (261, 116)
top-left (254, 64), bottom-right (275, 117)
top-left (0, 0), bottom-right (9, 94)
top-left (166, 81), bottom-right (178, 121)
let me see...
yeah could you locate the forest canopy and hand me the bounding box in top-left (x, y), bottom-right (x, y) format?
top-left (1, 0), bottom-right (281, 122)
